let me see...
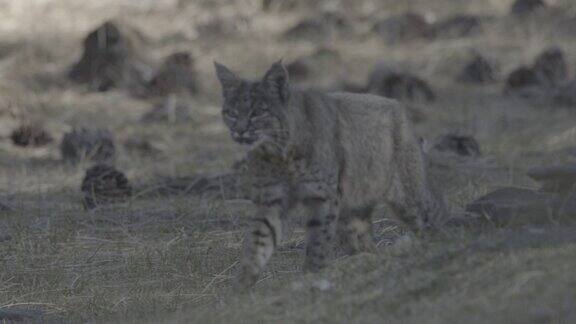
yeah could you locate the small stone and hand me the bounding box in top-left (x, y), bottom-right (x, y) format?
top-left (286, 47), bottom-right (340, 82)
top-left (510, 0), bottom-right (546, 16)
top-left (10, 124), bottom-right (53, 147)
top-left (367, 65), bottom-right (435, 103)
top-left (457, 54), bottom-right (497, 83)
top-left (533, 47), bottom-right (569, 87)
top-left (283, 10), bottom-right (349, 41)
top-left (146, 51), bottom-right (198, 97)
top-left (60, 128), bottom-right (116, 165)
top-left (504, 66), bottom-right (541, 95)
top-left (81, 164), bottom-right (132, 210)
top-left (286, 58), bottom-right (311, 81)
top-left (466, 187), bottom-right (576, 226)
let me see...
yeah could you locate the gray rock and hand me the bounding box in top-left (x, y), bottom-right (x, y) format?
top-left (527, 164), bottom-right (576, 194)
top-left (286, 47), bottom-right (340, 82)
top-left (60, 128), bottom-right (116, 165)
top-left (68, 20), bottom-right (150, 93)
top-left (533, 47), bottom-right (569, 87)
top-left (510, 0), bottom-right (546, 16)
top-left (466, 187), bottom-right (576, 226)
top-left (504, 66), bottom-right (542, 96)
top-left (457, 54), bottom-right (497, 84)
top-left (283, 11), bottom-right (347, 41)
top-left (505, 47), bottom-right (568, 96)
top-left (11, 124), bottom-right (53, 147)
top-left (81, 164), bottom-right (132, 210)
top-left (367, 65), bottom-right (435, 103)
top-left (145, 51), bottom-right (198, 97)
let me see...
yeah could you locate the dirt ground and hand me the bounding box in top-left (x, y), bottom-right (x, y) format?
top-left (0, 0), bottom-right (575, 323)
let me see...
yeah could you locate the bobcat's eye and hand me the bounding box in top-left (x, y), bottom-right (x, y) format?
top-left (223, 109), bottom-right (238, 119)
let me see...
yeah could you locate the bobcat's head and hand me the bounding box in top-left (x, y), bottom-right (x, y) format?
top-left (214, 61), bottom-right (290, 145)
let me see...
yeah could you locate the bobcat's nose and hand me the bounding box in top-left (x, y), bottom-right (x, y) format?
top-left (232, 131), bottom-right (256, 144)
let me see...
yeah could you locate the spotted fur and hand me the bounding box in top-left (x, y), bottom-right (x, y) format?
top-left (215, 61), bottom-right (447, 290)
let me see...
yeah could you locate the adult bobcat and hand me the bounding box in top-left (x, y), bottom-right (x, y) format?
top-left (215, 61), bottom-right (446, 289)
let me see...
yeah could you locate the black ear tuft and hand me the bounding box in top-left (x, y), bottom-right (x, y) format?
top-left (262, 60), bottom-right (290, 103)
top-left (214, 62), bottom-right (241, 95)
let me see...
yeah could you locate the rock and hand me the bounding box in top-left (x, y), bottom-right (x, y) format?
top-left (533, 47), bottom-right (569, 87)
top-left (284, 19), bottom-right (330, 41)
top-left (141, 96), bottom-right (192, 123)
top-left (68, 20), bottom-right (150, 92)
top-left (466, 187), bottom-right (576, 226)
top-left (505, 47), bottom-right (569, 96)
top-left (373, 12), bottom-right (433, 44)
top-left (431, 134), bottom-right (481, 158)
top-left (10, 124), bottom-right (53, 147)
top-left (145, 51), bottom-right (198, 97)
top-left (504, 66), bottom-right (541, 95)
top-left (60, 128), bottom-right (116, 165)
top-left (283, 11), bottom-right (348, 41)
top-left (286, 47), bottom-right (340, 82)
top-left (81, 164), bottom-right (132, 210)
top-left (554, 80), bottom-right (576, 106)
top-left (433, 15), bottom-right (483, 38)
top-left (510, 0), bottom-right (546, 16)
top-left (367, 65), bottom-right (435, 103)
top-left (527, 164), bottom-right (576, 194)
top-left (286, 58), bottom-right (311, 81)
top-left (457, 54), bottom-right (497, 83)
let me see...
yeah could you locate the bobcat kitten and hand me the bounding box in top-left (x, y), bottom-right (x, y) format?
top-left (215, 61), bottom-right (446, 290)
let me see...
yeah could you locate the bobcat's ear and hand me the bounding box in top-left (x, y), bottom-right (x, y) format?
top-left (262, 60), bottom-right (290, 103)
top-left (214, 62), bottom-right (241, 95)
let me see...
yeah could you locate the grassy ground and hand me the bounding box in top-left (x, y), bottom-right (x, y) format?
top-left (0, 0), bottom-right (576, 323)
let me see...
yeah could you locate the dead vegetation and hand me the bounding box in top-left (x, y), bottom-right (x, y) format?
top-left (0, 0), bottom-right (576, 322)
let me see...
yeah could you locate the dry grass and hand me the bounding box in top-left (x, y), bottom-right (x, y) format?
top-left (0, 0), bottom-right (576, 322)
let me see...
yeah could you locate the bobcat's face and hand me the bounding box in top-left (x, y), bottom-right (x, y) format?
top-left (220, 83), bottom-right (281, 145)
top-left (215, 62), bottom-right (290, 146)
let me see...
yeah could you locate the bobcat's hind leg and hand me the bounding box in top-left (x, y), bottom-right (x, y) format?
top-left (388, 109), bottom-right (448, 233)
top-left (337, 205), bottom-right (377, 255)
top-left (236, 186), bottom-right (287, 291)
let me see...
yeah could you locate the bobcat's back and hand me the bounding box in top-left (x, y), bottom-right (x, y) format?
top-left (325, 92), bottom-right (415, 208)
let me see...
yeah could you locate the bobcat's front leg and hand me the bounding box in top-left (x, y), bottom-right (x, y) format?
top-left (236, 185), bottom-right (286, 291)
top-left (298, 181), bottom-right (339, 272)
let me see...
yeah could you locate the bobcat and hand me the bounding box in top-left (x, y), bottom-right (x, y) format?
top-left (214, 61), bottom-right (446, 290)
